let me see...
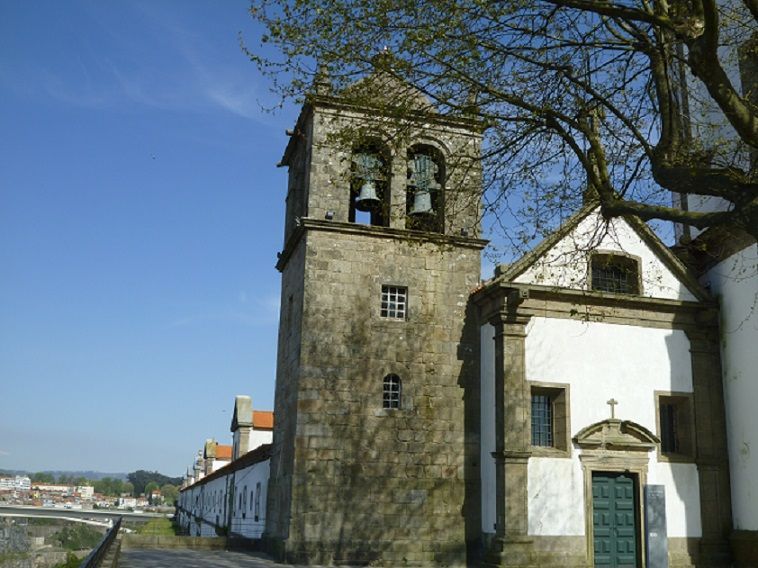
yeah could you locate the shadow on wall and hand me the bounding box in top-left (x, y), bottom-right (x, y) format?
top-left (285, 241), bottom-right (480, 565)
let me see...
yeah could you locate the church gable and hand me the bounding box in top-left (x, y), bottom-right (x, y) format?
top-left (505, 207), bottom-right (703, 301)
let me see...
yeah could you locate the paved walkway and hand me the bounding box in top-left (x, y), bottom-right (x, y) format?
top-left (120, 549), bottom-right (290, 567)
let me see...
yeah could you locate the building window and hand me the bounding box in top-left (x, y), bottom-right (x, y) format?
top-left (254, 482), bottom-right (261, 522)
top-left (381, 286), bottom-right (407, 319)
top-left (531, 394), bottom-right (553, 447)
top-left (656, 392), bottom-right (695, 461)
top-left (406, 146), bottom-right (444, 233)
top-left (350, 143), bottom-right (389, 227)
top-left (530, 383), bottom-right (570, 456)
top-left (590, 253), bottom-right (640, 294)
top-left (383, 374), bottom-right (402, 409)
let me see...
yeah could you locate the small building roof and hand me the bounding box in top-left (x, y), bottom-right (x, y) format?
top-left (252, 411), bottom-right (274, 430)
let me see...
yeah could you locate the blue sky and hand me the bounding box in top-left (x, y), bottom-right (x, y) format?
top-left (0, 1), bottom-right (295, 476)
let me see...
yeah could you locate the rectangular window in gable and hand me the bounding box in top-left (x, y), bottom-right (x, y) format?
top-left (591, 253), bottom-right (640, 294)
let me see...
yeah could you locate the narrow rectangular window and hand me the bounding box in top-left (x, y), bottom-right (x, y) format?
top-left (531, 394), bottom-right (553, 447)
top-left (660, 402), bottom-right (679, 453)
top-left (254, 482), bottom-right (261, 522)
top-left (657, 392), bottom-right (693, 459)
top-left (381, 286), bottom-right (407, 319)
top-left (383, 375), bottom-right (402, 409)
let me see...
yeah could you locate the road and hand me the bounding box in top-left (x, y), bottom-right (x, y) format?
top-left (120, 549), bottom-right (308, 567)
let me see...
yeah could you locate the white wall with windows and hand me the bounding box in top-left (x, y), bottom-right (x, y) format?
top-left (480, 318), bottom-right (702, 538)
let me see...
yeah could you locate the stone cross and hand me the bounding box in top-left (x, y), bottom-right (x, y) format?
top-left (607, 398), bottom-right (618, 419)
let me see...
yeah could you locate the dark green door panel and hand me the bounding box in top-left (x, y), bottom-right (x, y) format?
top-left (592, 472), bottom-right (638, 567)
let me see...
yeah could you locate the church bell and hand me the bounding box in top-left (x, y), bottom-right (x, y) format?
top-left (409, 187), bottom-right (435, 216)
top-left (354, 179), bottom-right (381, 211)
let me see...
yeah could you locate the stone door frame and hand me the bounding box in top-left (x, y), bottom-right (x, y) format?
top-left (575, 419), bottom-right (660, 567)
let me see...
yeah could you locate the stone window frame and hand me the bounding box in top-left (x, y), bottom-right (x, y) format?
top-left (654, 390), bottom-right (696, 463)
top-left (349, 138), bottom-right (392, 227)
top-left (380, 284), bottom-right (408, 320)
top-left (579, 453), bottom-right (649, 567)
top-left (529, 381), bottom-right (571, 458)
top-left (406, 143), bottom-right (446, 233)
top-left (588, 250), bottom-right (643, 295)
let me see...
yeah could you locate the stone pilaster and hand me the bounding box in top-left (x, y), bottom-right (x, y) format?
top-left (687, 329), bottom-right (732, 566)
top-left (488, 305), bottom-right (533, 567)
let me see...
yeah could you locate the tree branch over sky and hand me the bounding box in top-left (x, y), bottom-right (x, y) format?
top-left (247, 0), bottom-right (757, 243)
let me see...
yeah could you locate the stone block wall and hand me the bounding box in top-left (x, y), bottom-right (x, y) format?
top-left (275, 227), bottom-right (483, 565)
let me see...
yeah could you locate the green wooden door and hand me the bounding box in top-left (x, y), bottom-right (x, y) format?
top-left (592, 472), bottom-right (638, 567)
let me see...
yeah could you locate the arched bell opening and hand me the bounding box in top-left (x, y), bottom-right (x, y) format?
top-left (406, 144), bottom-right (445, 233)
top-left (349, 140), bottom-right (391, 227)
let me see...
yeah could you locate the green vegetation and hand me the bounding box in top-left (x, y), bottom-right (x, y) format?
top-left (160, 483), bottom-right (179, 505)
top-left (92, 477), bottom-right (133, 497)
top-left (54, 524), bottom-right (103, 551)
top-left (53, 551), bottom-right (81, 568)
top-left (136, 517), bottom-right (177, 536)
top-left (127, 470), bottom-right (182, 496)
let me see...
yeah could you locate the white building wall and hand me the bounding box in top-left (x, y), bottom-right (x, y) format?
top-left (514, 213), bottom-right (698, 301)
top-left (704, 244), bottom-right (758, 530)
top-left (480, 317), bottom-right (704, 538)
top-left (249, 430), bottom-right (273, 453)
top-left (229, 459), bottom-right (270, 539)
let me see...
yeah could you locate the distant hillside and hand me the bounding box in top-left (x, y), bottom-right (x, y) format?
top-left (0, 469), bottom-right (128, 481)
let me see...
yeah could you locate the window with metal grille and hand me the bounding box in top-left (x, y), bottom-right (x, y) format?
top-left (383, 374), bottom-right (402, 409)
top-left (590, 254), bottom-right (640, 294)
top-left (531, 394), bottom-right (553, 447)
top-left (657, 392), bottom-right (693, 459)
top-left (381, 286), bottom-right (407, 319)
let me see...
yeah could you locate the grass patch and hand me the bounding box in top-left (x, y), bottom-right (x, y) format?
top-left (136, 518), bottom-right (177, 536)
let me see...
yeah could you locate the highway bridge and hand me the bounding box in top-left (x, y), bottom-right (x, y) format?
top-left (0, 504), bottom-right (167, 525)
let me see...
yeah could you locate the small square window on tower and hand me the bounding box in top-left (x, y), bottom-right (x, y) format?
top-left (381, 286), bottom-right (407, 319)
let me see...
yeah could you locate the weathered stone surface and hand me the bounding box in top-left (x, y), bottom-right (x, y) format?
top-left (265, 93), bottom-right (484, 565)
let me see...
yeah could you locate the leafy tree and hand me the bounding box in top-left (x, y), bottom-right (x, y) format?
top-left (160, 484), bottom-right (179, 506)
top-left (127, 470), bottom-right (182, 496)
top-left (249, 0), bottom-right (757, 247)
top-left (31, 472), bottom-right (55, 483)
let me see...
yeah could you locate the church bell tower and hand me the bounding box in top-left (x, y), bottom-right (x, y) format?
top-left (265, 70), bottom-right (487, 565)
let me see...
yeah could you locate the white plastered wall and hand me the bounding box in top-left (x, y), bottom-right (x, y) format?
top-left (230, 459), bottom-right (270, 539)
top-left (480, 317), bottom-right (703, 538)
top-left (513, 212), bottom-right (698, 301)
top-left (705, 244), bottom-right (758, 530)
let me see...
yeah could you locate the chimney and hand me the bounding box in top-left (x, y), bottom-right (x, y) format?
top-left (203, 439), bottom-right (217, 475)
top-left (230, 395), bottom-right (253, 460)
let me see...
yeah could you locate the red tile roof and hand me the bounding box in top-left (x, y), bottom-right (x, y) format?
top-left (252, 410), bottom-right (274, 430)
top-left (215, 444), bottom-right (232, 460)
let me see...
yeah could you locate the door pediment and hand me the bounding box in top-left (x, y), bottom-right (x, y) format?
top-left (573, 419), bottom-right (659, 452)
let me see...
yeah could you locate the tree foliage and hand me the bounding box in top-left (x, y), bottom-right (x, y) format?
top-left (160, 483), bottom-right (179, 506)
top-left (54, 524), bottom-right (103, 551)
top-left (127, 470), bottom-right (182, 496)
top-left (248, 0), bottom-right (757, 246)
top-left (92, 477), bottom-right (130, 497)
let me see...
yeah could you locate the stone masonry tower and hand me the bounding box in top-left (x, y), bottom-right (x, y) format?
top-left (264, 69), bottom-right (487, 565)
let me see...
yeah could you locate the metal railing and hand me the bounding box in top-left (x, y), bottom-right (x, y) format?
top-left (79, 516), bottom-right (122, 568)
